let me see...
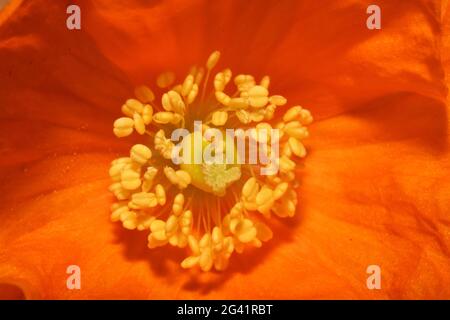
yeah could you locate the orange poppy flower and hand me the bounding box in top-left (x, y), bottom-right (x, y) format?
top-left (1, 0), bottom-right (449, 299)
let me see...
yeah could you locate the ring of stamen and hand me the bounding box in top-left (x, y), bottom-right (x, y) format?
top-left (109, 50), bottom-right (313, 271)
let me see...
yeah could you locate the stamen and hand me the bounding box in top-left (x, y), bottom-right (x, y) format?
top-left (156, 71), bottom-right (176, 88)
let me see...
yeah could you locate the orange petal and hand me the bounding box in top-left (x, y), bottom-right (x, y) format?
top-left (82, 0), bottom-right (446, 119)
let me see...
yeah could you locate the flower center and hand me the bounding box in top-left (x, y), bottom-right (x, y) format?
top-left (109, 50), bottom-right (313, 272)
top-left (179, 132), bottom-right (241, 197)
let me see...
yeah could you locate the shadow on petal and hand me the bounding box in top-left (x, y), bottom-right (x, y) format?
top-left (112, 196), bottom-right (306, 294)
top-left (0, 283), bottom-right (26, 300)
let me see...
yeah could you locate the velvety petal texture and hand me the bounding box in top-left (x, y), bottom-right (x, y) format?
top-left (0, 0), bottom-right (449, 299)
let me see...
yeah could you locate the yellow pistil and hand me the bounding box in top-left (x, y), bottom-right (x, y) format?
top-left (109, 50), bottom-right (313, 272)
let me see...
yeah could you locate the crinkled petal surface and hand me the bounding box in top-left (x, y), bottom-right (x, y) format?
top-left (0, 0), bottom-right (449, 299)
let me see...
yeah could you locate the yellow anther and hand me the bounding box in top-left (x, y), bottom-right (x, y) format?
top-left (199, 249), bottom-right (213, 272)
top-left (255, 186), bottom-right (274, 207)
top-left (165, 215), bottom-right (178, 234)
top-left (121, 104), bottom-right (134, 117)
top-left (255, 186), bottom-right (275, 217)
top-left (164, 167), bottom-right (191, 189)
top-left (236, 109), bottom-right (251, 124)
top-left (163, 210), bottom-right (191, 247)
top-left (283, 106), bottom-right (302, 122)
top-left (113, 117), bottom-right (134, 137)
top-left (130, 192), bottom-right (158, 209)
top-left (109, 157), bottom-right (131, 182)
top-left (211, 111), bottom-right (228, 126)
top-left (212, 226), bottom-right (223, 245)
top-left (120, 169), bottom-right (141, 190)
top-left (172, 193), bottom-right (185, 216)
top-left (148, 235), bottom-right (168, 248)
top-left (214, 69), bottom-right (231, 92)
top-left (269, 95), bottom-right (287, 106)
top-left (187, 84), bottom-right (199, 104)
top-left (154, 129), bottom-right (174, 159)
top-left (288, 137), bottom-right (306, 157)
top-left (156, 71), bottom-right (175, 88)
top-left (155, 184), bottom-right (166, 206)
top-left (122, 219), bottom-right (137, 230)
top-left (150, 219), bottom-right (167, 241)
top-left (240, 90), bottom-right (249, 98)
top-left (248, 85), bottom-right (269, 108)
top-left (283, 106), bottom-right (313, 125)
top-left (214, 72), bottom-right (226, 92)
top-left (273, 191), bottom-right (297, 217)
top-left (264, 104), bottom-right (276, 120)
top-left (171, 113), bottom-right (183, 125)
top-left (273, 182), bottom-right (288, 200)
top-left (274, 201), bottom-right (296, 217)
top-left (188, 235), bottom-right (200, 255)
top-left (234, 74), bottom-right (255, 92)
top-left (299, 109), bottom-right (313, 125)
top-left (234, 219), bottom-right (257, 243)
top-left (121, 210), bottom-right (138, 230)
top-left (228, 97), bottom-right (248, 109)
top-left (229, 202), bottom-right (244, 217)
top-left (181, 256), bottom-right (199, 269)
top-left (110, 203), bottom-right (129, 222)
top-left (260, 76), bottom-right (270, 89)
top-left (133, 112), bottom-right (146, 135)
top-left (161, 93), bottom-right (171, 111)
top-left (242, 177), bottom-right (259, 200)
top-left (175, 170), bottom-right (191, 189)
top-left (180, 210), bottom-right (193, 234)
top-left (122, 160), bottom-right (141, 172)
top-left (250, 110), bottom-right (265, 122)
top-left (170, 91), bottom-right (186, 114)
top-left (223, 69), bottom-right (232, 82)
top-left (199, 233), bottom-right (212, 248)
top-left (286, 106), bottom-right (312, 125)
top-left (142, 104), bottom-right (153, 125)
top-left (142, 166), bottom-right (158, 192)
top-left (137, 215), bottom-right (156, 231)
top-left (215, 91), bottom-right (231, 106)
top-left (181, 74), bottom-right (194, 97)
top-left (130, 144), bottom-right (152, 165)
top-left (162, 90), bottom-right (185, 114)
top-left (282, 142), bottom-right (292, 157)
top-left (285, 125), bottom-right (309, 140)
top-left (283, 120), bottom-right (301, 130)
top-left (279, 155), bottom-right (296, 173)
top-left (118, 209), bottom-right (134, 221)
top-left (153, 111), bottom-right (181, 124)
top-left (125, 98), bottom-right (144, 114)
top-left (206, 50), bottom-right (220, 70)
top-left (134, 85), bottom-right (155, 103)
top-left (109, 182), bottom-right (131, 200)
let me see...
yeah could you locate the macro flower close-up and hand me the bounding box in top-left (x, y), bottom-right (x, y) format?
top-left (0, 0), bottom-right (450, 300)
